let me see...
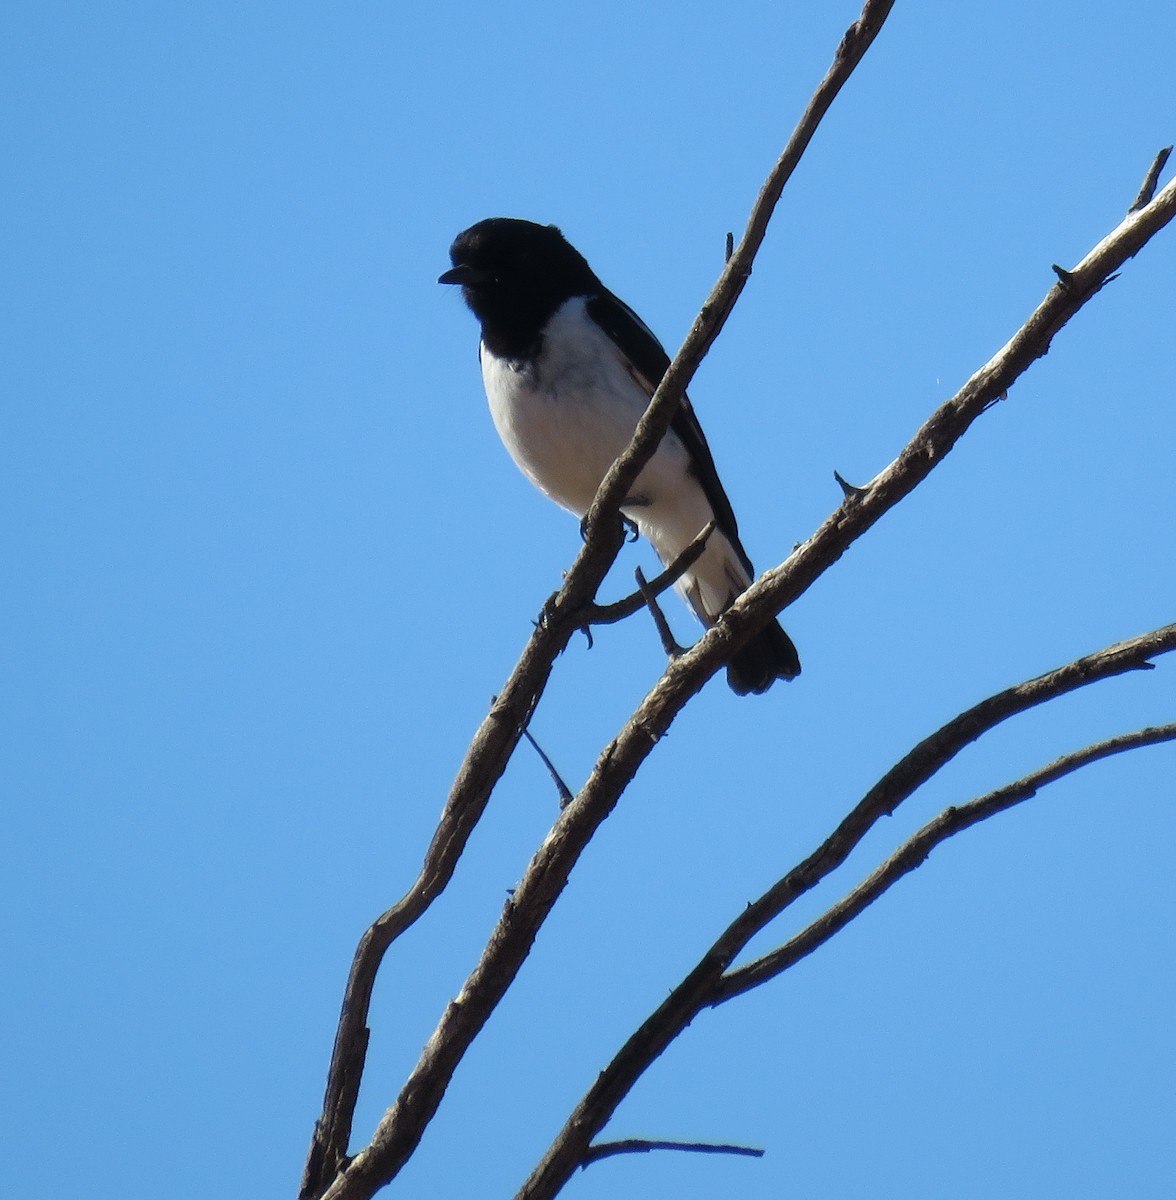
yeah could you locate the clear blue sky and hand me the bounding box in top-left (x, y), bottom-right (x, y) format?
top-left (3, 3), bottom-right (1174, 1198)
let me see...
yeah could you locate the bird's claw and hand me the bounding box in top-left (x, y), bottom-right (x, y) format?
top-left (578, 513), bottom-right (640, 543)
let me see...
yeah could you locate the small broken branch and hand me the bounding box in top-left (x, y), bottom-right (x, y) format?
top-left (833, 469), bottom-right (870, 499)
top-left (635, 566), bottom-right (688, 659)
top-left (521, 726), bottom-right (575, 808)
top-left (1130, 144), bottom-right (1172, 212)
top-left (582, 1138), bottom-right (764, 1167)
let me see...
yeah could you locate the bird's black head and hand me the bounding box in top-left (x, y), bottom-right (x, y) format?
top-left (439, 218), bottom-right (602, 357)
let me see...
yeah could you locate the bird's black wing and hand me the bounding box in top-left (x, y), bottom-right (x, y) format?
top-left (586, 292), bottom-right (753, 575)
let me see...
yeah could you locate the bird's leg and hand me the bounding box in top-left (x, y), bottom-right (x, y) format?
top-left (620, 494), bottom-right (650, 543)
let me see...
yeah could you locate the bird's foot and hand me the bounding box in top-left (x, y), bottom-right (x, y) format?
top-left (578, 512), bottom-right (640, 543)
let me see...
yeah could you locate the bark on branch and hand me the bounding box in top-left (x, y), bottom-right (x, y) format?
top-left (300, 5), bottom-right (896, 1195)
top-left (301, 2), bottom-right (1175, 1194)
top-left (715, 722), bottom-right (1176, 1002)
top-left (515, 628), bottom-right (1176, 1199)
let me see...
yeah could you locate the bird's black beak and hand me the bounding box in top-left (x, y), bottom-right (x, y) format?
top-left (438, 263), bottom-right (488, 287)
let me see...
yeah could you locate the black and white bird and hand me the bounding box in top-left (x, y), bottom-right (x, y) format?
top-left (439, 217), bottom-right (800, 695)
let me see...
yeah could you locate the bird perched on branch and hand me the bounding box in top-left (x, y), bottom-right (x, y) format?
top-left (439, 217), bottom-right (799, 695)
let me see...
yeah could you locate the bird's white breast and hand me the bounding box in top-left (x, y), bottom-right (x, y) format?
top-left (481, 297), bottom-right (688, 518)
top-left (480, 296), bottom-right (744, 620)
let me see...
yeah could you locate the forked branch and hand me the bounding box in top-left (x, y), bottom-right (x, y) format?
top-left (716, 722), bottom-right (1176, 1002)
top-left (302, 1), bottom-right (1176, 1194)
top-left (585, 520), bottom-right (715, 627)
top-left (301, 5), bottom-right (897, 1195)
top-left (515, 627), bottom-right (1176, 1199)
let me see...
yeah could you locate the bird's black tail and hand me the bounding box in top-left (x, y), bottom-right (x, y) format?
top-left (726, 618), bottom-right (801, 696)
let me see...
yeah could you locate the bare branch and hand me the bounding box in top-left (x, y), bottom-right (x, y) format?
top-left (1130, 144), bottom-right (1172, 212)
top-left (577, 0), bottom-right (896, 553)
top-left (302, 7), bottom-right (897, 1196)
top-left (302, 6), bottom-right (1176, 1195)
top-left (582, 1139), bottom-right (765, 1167)
top-left (716, 722), bottom-right (1176, 1001)
top-left (586, 521), bottom-right (715, 627)
top-left (521, 726), bottom-right (574, 808)
top-left (713, 624), bottom-right (1176, 964)
top-left (710, 161), bottom-right (1176, 684)
top-left (310, 158), bottom-right (1176, 1200)
top-left (513, 627), bottom-right (1176, 1200)
top-left (635, 566), bottom-right (688, 659)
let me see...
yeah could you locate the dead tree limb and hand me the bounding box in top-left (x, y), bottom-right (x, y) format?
top-left (300, 4), bottom-right (897, 1195)
top-left (301, 3), bottom-right (1176, 1195)
top-left (515, 630), bottom-right (1176, 1200)
top-left (311, 153), bottom-right (1176, 1192)
top-left (716, 722), bottom-right (1176, 1002)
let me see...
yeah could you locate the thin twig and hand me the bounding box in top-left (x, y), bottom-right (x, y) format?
top-left (576, 0), bottom-right (898, 553)
top-left (585, 521), bottom-right (715, 627)
top-left (713, 624), bottom-right (1175, 976)
top-left (715, 722), bottom-right (1176, 1000)
top-left (635, 567), bottom-right (687, 658)
top-left (521, 727), bottom-right (575, 808)
top-left (582, 1139), bottom-right (764, 1167)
